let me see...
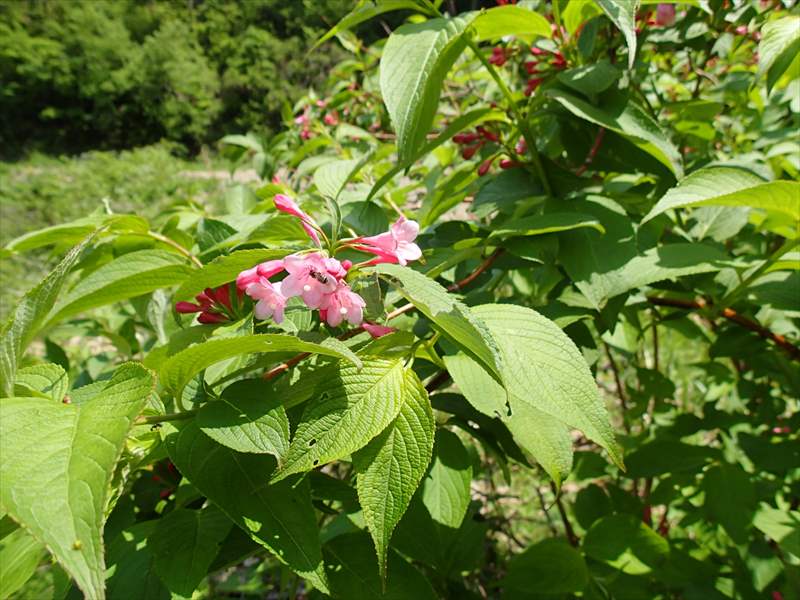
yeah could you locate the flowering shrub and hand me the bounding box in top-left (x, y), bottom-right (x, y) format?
top-left (1, 1), bottom-right (799, 599)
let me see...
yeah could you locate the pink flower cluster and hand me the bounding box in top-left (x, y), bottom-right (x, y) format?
top-left (233, 193), bottom-right (423, 330)
top-left (237, 253), bottom-right (366, 327)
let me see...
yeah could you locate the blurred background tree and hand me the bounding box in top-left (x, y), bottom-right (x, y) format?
top-left (0, 0), bottom-right (356, 157)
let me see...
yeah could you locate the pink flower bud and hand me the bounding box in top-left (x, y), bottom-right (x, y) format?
top-left (656, 4), bottom-right (676, 26)
top-left (362, 322), bottom-right (396, 338)
top-left (175, 301), bottom-right (201, 314)
top-left (478, 156), bottom-right (495, 176)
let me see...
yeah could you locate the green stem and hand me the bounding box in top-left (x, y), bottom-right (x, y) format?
top-left (136, 410), bottom-right (197, 425)
top-left (465, 37), bottom-right (552, 196)
top-left (721, 238), bottom-right (799, 308)
top-left (147, 231), bottom-right (203, 268)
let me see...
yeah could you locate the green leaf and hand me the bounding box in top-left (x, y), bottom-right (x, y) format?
top-left (354, 367), bottom-right (435, 581)
top-left (422, 429), bottom-right (472, 530)
top-left (274, 358), bottom-right (409, 481)
top-left (313, 158), bottom-right (360, 200)
top-left (158, 334), bottom-right (361, 400)
top-left (470, 5), bottom-right (551, 41)
top-left (367, 108), bottom-right (502, 201)
top-left (702, 463), bottom-right (756, 545)
top-left (596, 0), bottom-right (639, 69)
top-left (583, 514), bottom-right (669, 575)
top-left (0, 363), bottom-right (154, 600)
top-left (502, 538), bottom-right (588, 596)
top-left (105, 521), bottom-right (169, 600)
top-left (563, 0), bottom-right (603, 36)
top-left (48, 250), bottom-right (194, 325)
top-left (753, 504), bottom-right (800, 559)
top-left (557, 60), bottom-right (622, 95)
top-left (471, 304), bottom-right (623, 468)
top-left (196, 379), bottom-right (289, 458)
top-left (0, 528), bottom-right (47, 599)
top-left (4, 215), bottom-right (148, 254)
top-left (312, 0), bottom-right (430, 51)
top-left (380, 17), bottom-right (469, 162)
top-left (758, 16), bottom-right (800, 93)
top-left (0, 238), bottom-right (89, 396)
top-left (374, 263), bottom-right (503, 380)
top-left (643, 166), bottom-right (800, 223)
top-left (444, 352), bottom-right (573, 486)
top-left (149, 507), bottom-right (232, 597)
top-left (324, 532), bottom-right (437, 600)
top-left (14, 362), bottom-right (69, 402)
top-left (548, 90), bottom-right (683, 177)
top-left (174, 248), bottom-right (287, 301)
top-left (162, 422), bottom-right (328, 592)
top-left (489, 212), bottom-right (605, 240)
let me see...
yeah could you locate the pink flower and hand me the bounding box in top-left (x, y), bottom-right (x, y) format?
top-left (236, 259), bottom-right (285, 291)
top-left (245, 278), bottom-right (288, 324)
top-left (353, 217), bottom-right (422, 266)
top-left (656, 4), bottom-right (676, 26)
top-left (274, 194), bottom-right (321, 245)
top-left (362, 322), bottom-right (396, 338)
top-left (323, 111), bottom-right (339, 126)
top-left (321, 281), bottom-right (366, 327)
top-left (281, 253), bottom-right (339, 308)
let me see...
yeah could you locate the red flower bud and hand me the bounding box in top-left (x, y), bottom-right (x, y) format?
top-left (175, 301), bottom-right (201, 314)
top-left (500, 159), bottom-right (521, 169)
top-left (524, 78), bottom-right (543, 96)
top-left (515, 137), bottom-right (527, 155)
top-left (477, 127), bottom-right (499, 142)
top-left (198, 312), bottom-right (228, 325)
top-left (478, 156), bottom-right (495, 176)
top-left (461, 143), bottom-right (481, 160)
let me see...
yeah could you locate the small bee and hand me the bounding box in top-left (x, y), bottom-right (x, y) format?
top-left (150, 423), bottom-right (163, 432)
top-left (309, 269), bottom-right (329, 284)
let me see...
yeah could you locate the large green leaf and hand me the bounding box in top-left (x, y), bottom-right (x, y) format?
top-left (758, 16), bottom-right (800, 93)
top-left (48, 249), bottom-right (194, 324)
top-left (162, 422), bottom-right (328, 592)
top-left (501, 538), bottom-right (588, 596)
top-left (0, 363), bottom-right (154, 600)
top-left (488, 212), bottom-right (604, 241)
top-left (444, 352), bottom-right (573, 486)
top-left (596, 0), bottom-right (639, 69)
top-left (274, 358), bottom-right (409, 481)
top-left (702, 463), bottom-right (756, 545)
top-left (3, 215), bottom-right (148, 254)
top-left (0, 238), bottom-right (89, 396)
top-left (422, 429), bottom-right (472, 530)
top-left (158, 334), bottom-right (360, 400)
top-left (470, 5), bottom-right (551, 41)
top-left (380, 17), bottom-right (469, 162)
top-left (471, 304), bottom-right (623, 468)
top-left (196, 379), bottom-right (290, 458)
top-left (548, 90), bottom-right (683, 177)
top-left (174, 248), bottom-right (287, 301)
top-left (374, 264), bottom-right (502, 380)
top-left (149, 507), bottom-right (232, 597)
top-left (354, 367), bottom-right (435, 581)
top-left (643, 166), bottom-right (800, 223)
top-left (583, 514), bottom-right (669, 575)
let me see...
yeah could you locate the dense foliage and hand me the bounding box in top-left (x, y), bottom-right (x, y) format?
top-left (0, 0), bottom-right (352, 154)
top-left (1, 1), bottom-right (799, 599)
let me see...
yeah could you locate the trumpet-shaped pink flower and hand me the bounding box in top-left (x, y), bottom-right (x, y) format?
top-left (320, 281), bottom-right (366, 327)
top-left (236, 259), bottom-right (285, 291)
top-left (281, 253), bottom-right (338, 308)
top-left (245, 278), bottom-right (288, 324)
top-left (274, 194), bottom-right (321, 246)
top-left (353, 217), bottom-right (422, 266)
